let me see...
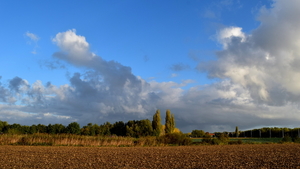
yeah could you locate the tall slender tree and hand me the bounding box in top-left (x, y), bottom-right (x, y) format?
top-left (171, 114), bottom-right (175, 132)
top-left (152, 109), bottom-right (162, 136)
top-left (165, 109), bottom-right (175, 134)
top-left (235, 126), bottom-right (239, 138)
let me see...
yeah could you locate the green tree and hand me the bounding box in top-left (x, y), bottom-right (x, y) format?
top-left (126, 125), bottom-right (135, 137)
top-left (152, 109), bottom-right (162, 136)
top-left (29, 125), bottom-right (37, 134)
top-left (66, 122), bottom-right (80, 134)
top-left (125, 120), bottom-right (137, 137)
top-left (165, 109), bottom-right (175, 134)
top-left (171, 114), bottom-right (175, 132)
top-left (53, 124), bottom-right (66, 134)
top-left (110, 121), bottom-right (126, 136)
top-left (36, 124), bottom-right (47, 133)
top-left (138, 119), bottom-right (153, 137)
top-left (88, 123), bottom-right (96, 136)
top-left (191, 130), bottom-right (205, 137)
top-left (98, 122), bottom-right (112, 136)
top-left (22, 125), bottom-right (30, 134)
top-left (0, 120), bottom-right (8, 133)
top-left (81, 123), bottom-right (97, 136)
top-left (235, 126), bottom-right (239, 138)
top-left (81, 126), bottom-right (90, 135)
top-left (124, 119), bottom-right (154, 138)
top-left (47, 124), bottom-right (56, 134)
top-left (8, 123), bottom-right (23, 134)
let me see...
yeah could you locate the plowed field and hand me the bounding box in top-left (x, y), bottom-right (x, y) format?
top-left (1, 144), bottom-right (300, 168)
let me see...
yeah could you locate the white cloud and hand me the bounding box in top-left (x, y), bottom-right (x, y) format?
top-left (25, 31), bottom-right (39, 54)
top-left (52, 29), bottom-right (94, 65)
top-left (26, 32), bottom-right (39, 42)
top-left (217, 26), bottom-right (246, 49)
top-left (199, 0), bottom-right (300, 106)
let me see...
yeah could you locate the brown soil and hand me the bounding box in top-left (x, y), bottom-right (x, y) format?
top-left (0, 144), bottom-right (300, 168)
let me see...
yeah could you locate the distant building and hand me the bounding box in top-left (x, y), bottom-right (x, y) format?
top-left (205, 132), bottom-right (215, 137)
top-left (209, 133), bottom-right (215, 137)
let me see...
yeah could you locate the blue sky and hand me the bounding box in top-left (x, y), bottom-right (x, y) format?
top-left (1, 0), bottom-right (268, 85)
top-left (2, 0), bottom-right (300, 133)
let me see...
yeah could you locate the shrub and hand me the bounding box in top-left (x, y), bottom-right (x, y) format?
top-left (216, 133), bottom-right (229, 144)
top-left (211, 139), bottom-right (222, 145)
top-left (228, 140), bottom-right (243, 145)
top-left (201, 134), bottom-right (212, 144)
top-left (201, 133), bottom-right (230, 145)
top-left (158, 133), bottom-right (192, 146)
top-left (292, 137), bottom-right (300, 143)
top-left (281, 135), bottom-right (292, 143)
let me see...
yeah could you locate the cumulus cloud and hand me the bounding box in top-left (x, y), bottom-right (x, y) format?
top-left (216, 26), bottom-right (246, 49)
top-left (0, 79), bottom-right (10, 103)
top-left (9, 76), bottom-right (29, 93)
top-left (52, 29), bottom-right (94, 65)
top-left (198, 0), bottom-right (300, 110)
top-left (45, 29), bottom-right (159, 122)
top-left (52, 29), bottom-right (142, 92)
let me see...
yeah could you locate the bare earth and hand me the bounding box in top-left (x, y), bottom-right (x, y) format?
top-left (0, 144), bottom-right (300, 169)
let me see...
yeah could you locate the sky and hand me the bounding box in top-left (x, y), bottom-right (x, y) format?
top-left (1, 0), bottom-right (300, 133)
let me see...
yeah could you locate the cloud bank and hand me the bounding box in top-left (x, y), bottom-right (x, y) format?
top-left (1, 0), bottom-right (300, 132)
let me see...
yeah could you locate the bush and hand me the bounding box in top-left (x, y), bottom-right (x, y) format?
top-left (292, 137), bottom-right (300, 143)
top-left (281, 135), bottom-right (292, 143)
top-left (158, 133), bottom-right (192, 146)
top-left (201, 133), bottom-right (230, 145)
top-left (201, 134), bottom-right (212, 144)
top-left (228, 140), bottom-right (243, 145)
top-left (191, 130), bottom-right (205, 138)
top-left (216, 133), bottom-right (229, 144)
top-left (211, 139), bottom-right (222, 145)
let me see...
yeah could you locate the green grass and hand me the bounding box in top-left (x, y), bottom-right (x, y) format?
top-left (191, 138), bottom-right (202, 142)
top-left (192, 137), bottom-right (282, 144)
top-left (230, 138), bottom-right (282, 144)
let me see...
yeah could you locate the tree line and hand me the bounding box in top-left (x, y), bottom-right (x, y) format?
top-left (0, 109), bottom-right (178, 138)
top-left (190, 126), bottom-right (300, 138)
top-left (240, 127), bottom-right (300, 138)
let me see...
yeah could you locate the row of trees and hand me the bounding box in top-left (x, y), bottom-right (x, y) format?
top-left (0, 109), bottom-right (178, 138)
top-left (240, 127), bottom-right (300, 138)
top-left (191, 126), bottom-right (300, 138)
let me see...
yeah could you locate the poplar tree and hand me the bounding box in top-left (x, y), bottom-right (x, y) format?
top-left (165, 109), bottom-right (175, 134)
top-left (152, 109), bottom-right (162, 136)
top-left (171, 114), bottom-right (175, 132)
top-left (235, 126), bottom-right (239, 138)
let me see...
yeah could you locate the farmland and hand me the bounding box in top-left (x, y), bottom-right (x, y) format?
top-left (1, 144), bottom-right (300, 168)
